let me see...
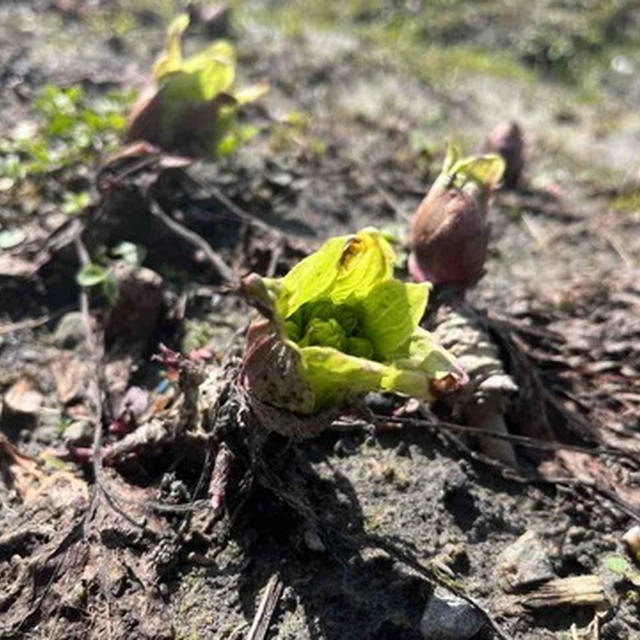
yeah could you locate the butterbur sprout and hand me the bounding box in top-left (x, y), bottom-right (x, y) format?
top-left (484, 121), bottom-right (524, 189)
top-left (409, 147), bottom-right (505, 288)
top-left (241, 228), bottom-right (466, 434)
top-left (127, 14), bottom-right (268, 157)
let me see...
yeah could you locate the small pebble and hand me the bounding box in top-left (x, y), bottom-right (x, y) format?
top-left (420, 587), bottom-right (486, 640)
top-left (622, 525), bottom-right (640, 557)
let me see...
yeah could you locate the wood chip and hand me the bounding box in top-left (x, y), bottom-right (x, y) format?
top-left (523, 576), bottom-right (609, 610)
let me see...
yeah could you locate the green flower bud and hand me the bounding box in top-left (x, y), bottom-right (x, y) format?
top-left (299, 318), bottom-right (346, 351)
top-left (345, 337), bottom-right (374, 359)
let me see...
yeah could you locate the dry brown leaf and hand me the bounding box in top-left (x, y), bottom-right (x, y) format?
top-left (51, 353), bottom-right (93, 404)
top-left (0, 434), bottom-right (44, 500)
top-left (3, 377), bottom-right (43, 415)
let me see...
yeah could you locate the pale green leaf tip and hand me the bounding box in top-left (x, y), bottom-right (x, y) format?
top-left (605, 555), bottom-right (628, 575)
top-left (154, 13), bottom-right (190, 79)
top-left (441, 146), bottom-right (506, 190)
top-left (234, 84), bottom-right (270, 105)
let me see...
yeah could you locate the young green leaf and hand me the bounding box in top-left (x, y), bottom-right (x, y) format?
top-left (606, 555), bottom-right (628, 575)
top-left (62, 191), bottom-right (90, 216)
top-left (76, 263), bottom-right (110, 288)
top-left (301, 346), bottom-right (388, 409)
top-left (128, 13), bottom-right (267, 158)
top-left (153, 13), bottom-right (189, 78)
top-left (448, 153), bottom-right (505, 190)
top-left (102, 274), bottom-right (119, 306)
top-left (359, 279), bottom-right (428, 358)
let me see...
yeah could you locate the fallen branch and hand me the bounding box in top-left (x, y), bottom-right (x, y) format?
top-left (377, 414), bottom-right (638, 462)
top-left (147, 197), bottom-right (238, 286)
top-left (207, 183), bottom-right (283, 239)
top-left (247, 573), bottom-right (284, 640)
top-left (0, 315), bottom-right (50, 335)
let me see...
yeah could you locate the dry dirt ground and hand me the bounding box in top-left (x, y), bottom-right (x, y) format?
top-left (0, 2), bottom-right (639, 639)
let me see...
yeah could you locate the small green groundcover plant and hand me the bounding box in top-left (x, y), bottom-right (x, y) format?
top-left (127, 13), bottom-right (267, 157)
top-left (606, 555), bottom-right (640, 602)
top-left (0, 84), bottom-right (132, 189)
top-left (242, 228), bottom-right (467, 417)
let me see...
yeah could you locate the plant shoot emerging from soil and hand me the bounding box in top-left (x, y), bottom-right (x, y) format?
top-left (410, 147), bottom-right (505, 287)
top-left (126, 13), bottom-right (268, 157)
top-left (242, 228), bottom-right (466, 417)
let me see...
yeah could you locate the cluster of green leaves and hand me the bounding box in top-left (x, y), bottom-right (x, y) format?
top-left (143, 13), bottom-right (267, 157)
top-left (606, 555), bottom-right (640, 603)
top-left (0, 84), bottom-right (134, 188)
top-left (285, 298), bottom-right (375, 360)
top-left (247, 228), bottom-right (465, 413)
top-left (438, 146), bottom-right (505, 191)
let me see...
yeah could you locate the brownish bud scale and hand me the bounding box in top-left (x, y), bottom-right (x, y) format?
top-left (409, 183), bottom-right (490, 288)
top-left (241, 319), bottom-right (339, 437)
top-left (126, 88), bottom-right (236, 157)
top-left (409, 149), bottom-right (504, 288)
top-left (484, 121), bottom-right (524, 189)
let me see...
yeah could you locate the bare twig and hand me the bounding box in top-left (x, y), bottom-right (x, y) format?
top-left (604, 232), bottom-right (633, 267)
top-left (147, 198), bottom-right (238, 286)
top-left (75, 237), bottom-right (148, 533)
top-left (0, 315), bottom-right (49, 335)
top-left (0, 303), bottom-right (78, 336)
top-left (486, 311), bottom-right (564, 342)
top-left (376, 414), bottom-right (637, 461)
top-left (372, 181), bottom-right (408, 219)
top-left (247, 574), bottom-right (284, 640)
top-left (228, 621), bottom-right (249, 640)
top-left (376, 412), bottom-right (640, 520)
top-left (266, 237), bottom-right (284, 278)
top-left (207, 183), bottom-right (283, 238)
top-left (522, 575), bottom-right (609, 609)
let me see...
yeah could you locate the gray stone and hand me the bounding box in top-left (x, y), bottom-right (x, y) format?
top-left (496, 530), bottom-right (555, 592)
top-left (62, 420), bottom-right (94, 446)
top-left (303, 528), bottom-right (326, 552)
top-left (4, 378), bottom-right (42, 416)
top-left (420, 587), bottom-right (485, 640)
top-left (53, 312), bottom-right (85, 349)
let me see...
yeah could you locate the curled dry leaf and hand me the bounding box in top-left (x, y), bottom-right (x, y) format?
top-left (51, 353), bottom-right (92, 405)
top-left (3, 377), bottom-right (43, 416)
top-left (0, 434), bottom-right (43, 500)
